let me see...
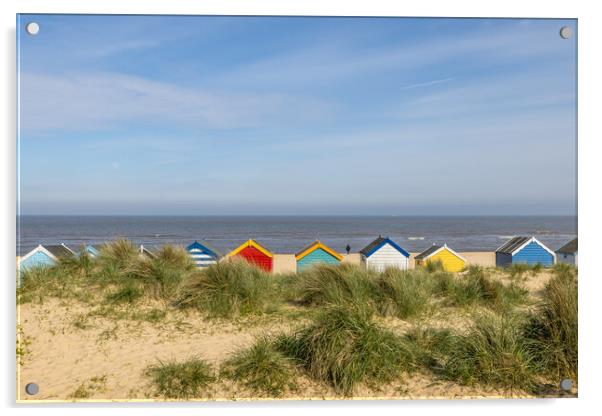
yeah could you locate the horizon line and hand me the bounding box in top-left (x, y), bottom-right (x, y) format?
top-left (16, 213), bottom-right (578, 217)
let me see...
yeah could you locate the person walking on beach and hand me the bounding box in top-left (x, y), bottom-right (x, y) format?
top-left (345, 244), bottom-right (351, 255)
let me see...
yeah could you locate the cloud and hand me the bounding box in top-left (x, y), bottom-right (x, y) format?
top-left (400, 78), bottom-right (454, 90)
top-left (209, 22), bottom-right (571, 89)
top-left (19, 71), bottom-right (335, 133)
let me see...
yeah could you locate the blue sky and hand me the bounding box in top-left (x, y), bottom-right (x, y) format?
top-left (17, 15), bottom-right (577, 215)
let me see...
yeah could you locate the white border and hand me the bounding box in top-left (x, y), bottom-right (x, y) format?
top-left (2, 1), bottom-right (601, 416)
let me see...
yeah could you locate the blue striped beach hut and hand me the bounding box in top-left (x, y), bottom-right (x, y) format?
top-left (187, 240), bottom-right (220, 268)
top-left (495, 236), bottom-right (555, 267)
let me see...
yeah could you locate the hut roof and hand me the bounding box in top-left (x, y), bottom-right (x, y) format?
top-left (556, 238), bottom-right (578, 254)
top-left (44, 244), bottom-right (75, 259)
top-left (496, 236), bottom-right (531, 254)
top-left (414, 244), bottom-right (443, 260)
top-left (360, 236), bottom-right (409, 258)
top-left (295, 240), bottom-right (343, 261)
top-left (186, 240), bottom-right (221, 258)
top-left (227, 239), bottom-right (273, 258)
top-left (496, 236), bottom-right (555, 257)
top-left (415, 244), bottom-right (466, 262)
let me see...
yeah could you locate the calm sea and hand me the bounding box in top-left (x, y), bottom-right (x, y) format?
top-left (16, 215), bottom-right (577, 256)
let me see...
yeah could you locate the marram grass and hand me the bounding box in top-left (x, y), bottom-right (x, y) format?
top-left (145, 357), bottom-right (215, 399)
top-left (524, 264), bottom-right (578, 381)
top-left (275, 305), bottom-right (413, 396)
top-left (220, 336), bottom-right (298, 397)
top-left (176, 259), bottom-right (278, 318)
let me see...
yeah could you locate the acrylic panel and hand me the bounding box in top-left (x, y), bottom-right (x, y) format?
top-left (16, 14), bottom-right (578, 402)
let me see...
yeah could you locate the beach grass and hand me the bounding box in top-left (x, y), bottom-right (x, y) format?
top-left (132, 245), bottom-right (196, 300)
top-left (175, 259), bottom-right (278, 318)
top-left (292, 264), bottom-right (439, 320)
top-left (447, 266), bottom-right (529, 310)
top-left (524, 264), bottom-right (578, 381)
top-left (440, 311), bottom-right (541, 392)
top-left (145, 357), bottom-right (215, 399)
top-left (220, 336), bottom-right (298, 397)
top-left (104, 282), bottom-right (144, 305)
top-left (275, 305), bottom-right (413, 396)
top-left (18, 264), bottom-right (81, 304)
top-left (372, 268), bottom-right (435, 319)
top-left (292, 263), bottom-right (376, 310)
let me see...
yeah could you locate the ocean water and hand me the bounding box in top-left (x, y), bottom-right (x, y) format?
top-left (16, 215), bottom-right (577, 256)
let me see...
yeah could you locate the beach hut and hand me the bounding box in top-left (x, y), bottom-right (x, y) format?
top-left (226, 239), bottom-right (273, 272)
top-left (19, 243), bottom-right (75, 270)
top-left (187, 240), bottom-right (220, 268)
top-left (415, 244), bottom-right (466, 272)
top-left (495, 236), bottom-right (555, 267)
top-left (360, 236), bottom-right (410, 271)
top-left (295, 240), bottom-right (343, 272)
top-left (79, 243), bottom-right (102, 258)
top-left (555, 238), bottom-right (578, 266)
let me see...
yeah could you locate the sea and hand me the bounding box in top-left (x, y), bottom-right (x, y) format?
top-left (16, 215), bottom-right (578, 256)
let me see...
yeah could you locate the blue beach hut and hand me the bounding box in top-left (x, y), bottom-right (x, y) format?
top-left (495, 236), bottom-right (555, 267)
top-left (79, 243), bottom-right (102, 258)
top-left (295, 240), bottom-right (343, 272)
top-left (187, 240), bottom-right (220, 268)
top-left (19, 243), bottom-right (75, 270)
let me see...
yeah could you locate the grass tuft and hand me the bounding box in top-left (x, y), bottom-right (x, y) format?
top-left (442, 311), bottom-right (540, 392)
top-left (524, 265), bottom-right (577, 380)
top-left (292, 263), bottom-right (375, 309)
top-left (372, 268), bottom-right (434, 319)
top-left (275, 305), bottom-right (411, 396)
top-left (448, 266), bottom-right (528, 310)
top-left (176, 260), bottom-right (277, 318)
top-left (104, 283), bottom-right (143, 304)
top-left (145, 357), bottom-right (215, 399)
top-left (221, 337), bottom-right (298, 397)
top-left (133, 245), bottom-right (196, 300)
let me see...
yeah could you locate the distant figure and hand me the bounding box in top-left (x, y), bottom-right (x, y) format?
top-left (345, 244), bottom-right (351, 255)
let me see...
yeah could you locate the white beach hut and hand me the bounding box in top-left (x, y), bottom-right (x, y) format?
top-left (359, 236), bottom-right (410, 272)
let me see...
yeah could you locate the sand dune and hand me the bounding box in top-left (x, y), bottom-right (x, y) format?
top-left (17, 269), bottom-right (573, 402)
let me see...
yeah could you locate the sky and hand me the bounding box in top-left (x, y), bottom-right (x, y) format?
top-left (17, 15), bottom-right (577, 215)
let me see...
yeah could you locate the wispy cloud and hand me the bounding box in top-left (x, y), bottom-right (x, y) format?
top-left (19, 71), bottom-right (335, 133)
top-left (209, 22), bottom-right (569, 89)
top-left (400, 77), bottom-right (454, 90)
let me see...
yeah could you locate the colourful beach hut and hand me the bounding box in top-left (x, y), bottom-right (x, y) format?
top-left (555, 238), bottom-right (578, 266)
top-left (187, 240), bottom-right (220, 268)
top-left (226, 239), bottom-right (273, 272)
top-left (415, 244), bottom-right (466, 272)
top-left (79, 243), bottom-right (102, 258)
top-left (19, 243), bottom-right (75, 270)
top-left (295, 240), bottom-right (343, 272)
top-left (360, 236), bottom-right (410, 271)
top-left (495, 236), bottom-right (555, 267)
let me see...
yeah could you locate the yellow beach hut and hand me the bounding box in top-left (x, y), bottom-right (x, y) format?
top-left (415, 244), bottom-right (466, 272)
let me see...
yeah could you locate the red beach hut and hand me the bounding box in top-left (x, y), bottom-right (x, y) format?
top-left (226, 239), bottom-right (273, 272)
